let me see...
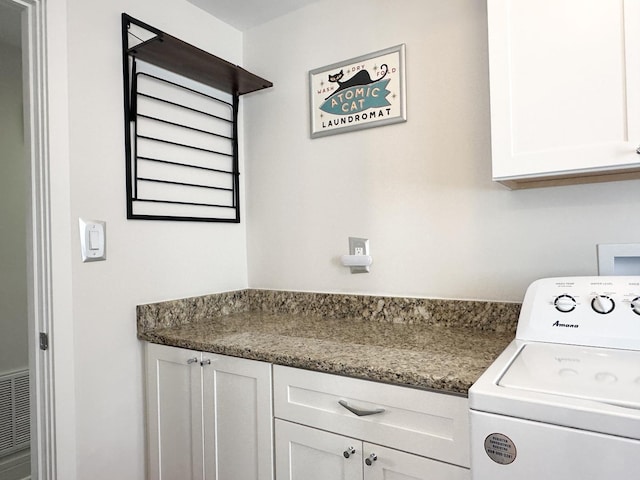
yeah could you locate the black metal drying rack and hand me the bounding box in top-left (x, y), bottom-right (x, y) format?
top-left (121, 13), bottom-right (272, 222)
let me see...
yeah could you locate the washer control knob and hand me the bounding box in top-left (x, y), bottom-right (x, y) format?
top-left (591, 295), bottom-right (615, 315)
top-left (631, 297), bottom-right (640, 316)
top-left (554, 295), bottom-right (577, 313)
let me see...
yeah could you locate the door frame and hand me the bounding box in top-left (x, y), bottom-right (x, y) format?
top-left (3, 0), bottom-right (57, 477)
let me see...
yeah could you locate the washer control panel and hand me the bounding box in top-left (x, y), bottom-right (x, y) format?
top-left (517, 276), bottom-right (640, 350)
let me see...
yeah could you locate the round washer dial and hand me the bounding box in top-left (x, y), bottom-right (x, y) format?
top-left (554, 294), bottom-right (576, 313)
top-left (591, 295), bottom-right (615, 315)
top-left (631, 297), bottom-right (640, 316)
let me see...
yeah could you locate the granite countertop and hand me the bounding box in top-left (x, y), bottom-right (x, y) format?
top-left (137, 289), bottom-right (519, 396)
top-left (140, 311), bottom-right (514, 395)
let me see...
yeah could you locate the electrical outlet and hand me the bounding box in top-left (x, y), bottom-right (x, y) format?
top-left (348, 237), bottom-right (370, 273)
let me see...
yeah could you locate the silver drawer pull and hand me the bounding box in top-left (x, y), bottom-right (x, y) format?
top-left (186, 357), bottom-right (198, 365)
top-left (365, 453), bottom-right (378, 466)
top-left (338, 400), bottom-right (385, 417)
top-left (200, 358), bottom-right (211, 366)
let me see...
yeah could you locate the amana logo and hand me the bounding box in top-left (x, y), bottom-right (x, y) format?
top-left (552, 320), bottom-right (579, 328)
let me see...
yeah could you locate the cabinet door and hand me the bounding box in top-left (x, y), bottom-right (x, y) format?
top-left (363, 444), bottom-right (469, 480)
top-left (202, 354), bottom-right (273, 480)
top-left (488, 0), bottom-right (640, 185)
top-left (146, 343), bottom-right (204, 480)
top-left (275, 419), bottom-right (361, 480)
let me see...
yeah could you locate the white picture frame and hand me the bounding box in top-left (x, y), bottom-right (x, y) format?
top-left (309, 44), bottom-right (407, 138)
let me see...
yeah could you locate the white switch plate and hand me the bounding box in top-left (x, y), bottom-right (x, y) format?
top-left (79, 218), bottom-right (106, 262)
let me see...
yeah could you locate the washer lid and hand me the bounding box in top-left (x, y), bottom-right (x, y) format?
top-left (498, 343), bottom-right (640, 410)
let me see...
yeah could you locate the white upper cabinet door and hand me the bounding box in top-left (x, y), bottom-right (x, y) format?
top-left (146, 343), bottom-right (205, 480)
top-left (488, 0), bottom-right (640, 187)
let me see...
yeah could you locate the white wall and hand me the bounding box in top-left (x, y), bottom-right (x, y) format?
top-left (55, 1), bottom-right (246, 478)
top-left (243, 0), bottom-right (640, 302)
top-left (0, 39), bottom-right (28, 375)
top-left (43, 0), bottom-right (640, 477)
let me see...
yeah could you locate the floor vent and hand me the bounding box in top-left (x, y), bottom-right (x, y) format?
top-left (0, 370), bottom-right (30, 458)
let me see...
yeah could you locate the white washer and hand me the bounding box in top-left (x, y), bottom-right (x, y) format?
top-left (469, 276), bottom-right (640, 480)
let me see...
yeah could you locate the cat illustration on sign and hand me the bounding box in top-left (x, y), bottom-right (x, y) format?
top-left (325, 64), bottom-right (389, 100)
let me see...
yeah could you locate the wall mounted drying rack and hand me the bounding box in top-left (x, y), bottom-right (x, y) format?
top-left (121, 13), bottom-right (272, 222)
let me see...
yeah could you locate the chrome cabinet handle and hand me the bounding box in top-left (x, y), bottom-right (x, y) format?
top-left (338, 400), bottom-right (385, 417)
top-left (365, 453), bottom-right (377, 466)
top-left (186, 357), bottom-right (198, 364)
top-left (636, 146), bottom-right (640, 154)
top-left (200, 358), bottom-right (211, 366)
top-left (343, 446), bottom-right (356, 459)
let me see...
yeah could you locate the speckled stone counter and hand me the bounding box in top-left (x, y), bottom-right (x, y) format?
top-left (138, 290), bottom-right (519, 395)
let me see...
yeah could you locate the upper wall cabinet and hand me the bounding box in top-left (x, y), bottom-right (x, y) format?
top-left (487, 0), bottom-right (640, 189)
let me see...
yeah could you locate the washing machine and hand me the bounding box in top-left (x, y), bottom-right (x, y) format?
top-left (469, 276), bottom-right (640, 479)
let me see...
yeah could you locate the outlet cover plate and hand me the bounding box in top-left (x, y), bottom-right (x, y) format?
top-left (348, 237), bottom-right (369, 273)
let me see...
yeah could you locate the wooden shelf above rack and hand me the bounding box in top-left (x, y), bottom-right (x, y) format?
top-left (123, 14), bottom-right (272, 96)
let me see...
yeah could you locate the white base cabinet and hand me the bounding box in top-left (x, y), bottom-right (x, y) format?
top-left (273, 365), bottom-right (470, 480)
top-left (145, 343), bottom-right (273, 480)
top-left (488, 0), bottom-right (640, 188)
top-left (276, 420), bottom-right (469, 480)
top-left (146, 344), bottom-right (470, 480)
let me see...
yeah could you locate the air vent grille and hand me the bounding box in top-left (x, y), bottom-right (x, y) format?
top-left (0, 370), bottom-right (30, 458)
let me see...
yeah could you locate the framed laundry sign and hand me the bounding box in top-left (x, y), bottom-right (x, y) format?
top-left (309, 44), bottom-right (406, 138)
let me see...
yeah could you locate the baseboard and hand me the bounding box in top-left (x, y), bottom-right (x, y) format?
top-left (0, 449), bottom-right (30, 480)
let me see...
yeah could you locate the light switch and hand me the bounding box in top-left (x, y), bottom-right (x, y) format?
top-left (89, 230), bottom-right (100, 250)
top-left (79, 218), bottom-right (106, 262)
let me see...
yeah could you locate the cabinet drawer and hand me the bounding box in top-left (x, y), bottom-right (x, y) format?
top-left (273, 365), bottom-right (470, 467)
